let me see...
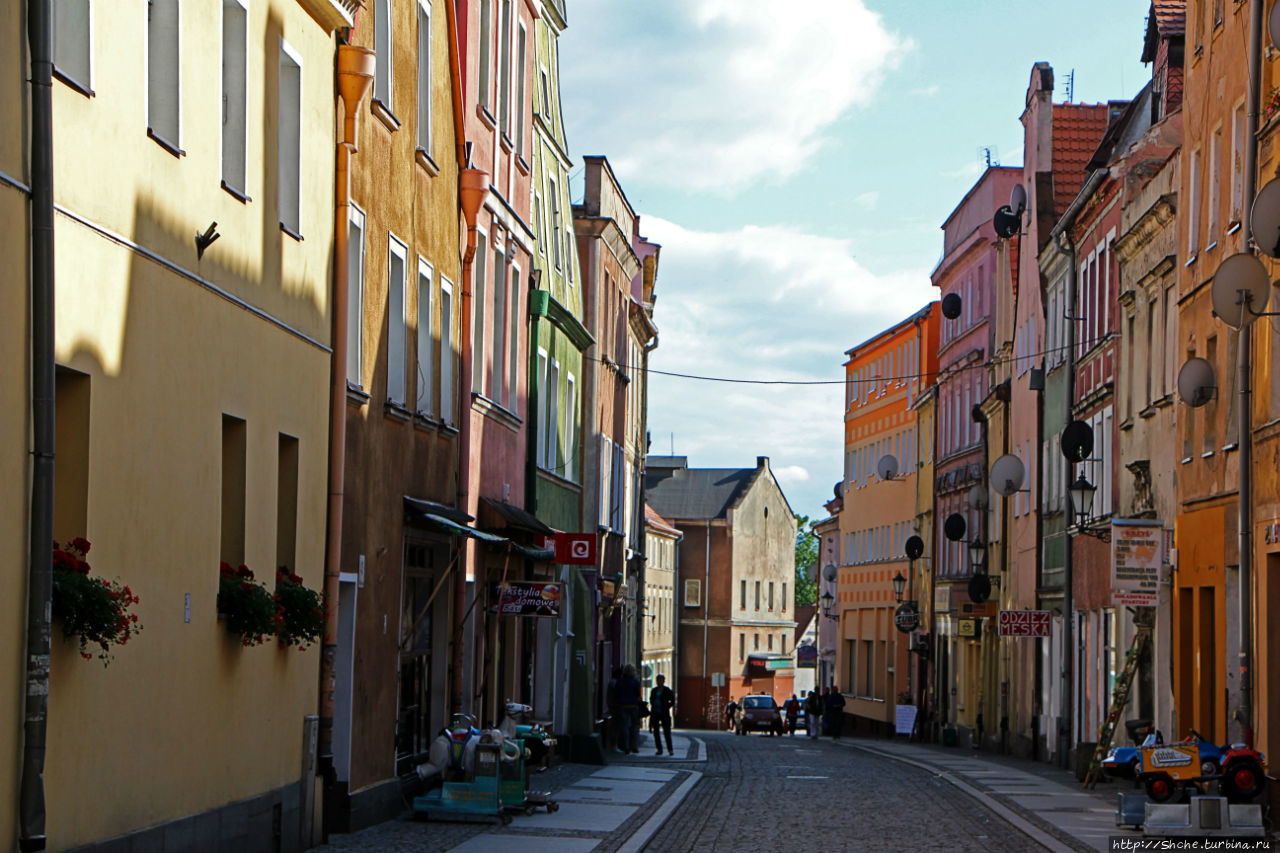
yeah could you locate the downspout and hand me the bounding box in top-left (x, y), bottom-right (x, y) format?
top-left (1237, 0), bottom-right (1263, 747)
top-left (21, 0), bottom-right (54, 848)
top-left (702, 520), bottom-right (711, 725)
top-left (319, 41), bottom-right (374, 786)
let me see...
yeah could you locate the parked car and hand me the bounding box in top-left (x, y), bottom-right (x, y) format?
top-left (736, 695), bottom-right (783, 736)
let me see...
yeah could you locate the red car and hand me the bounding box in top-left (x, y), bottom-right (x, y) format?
top-left (736, 695), bottom-right (783, 736)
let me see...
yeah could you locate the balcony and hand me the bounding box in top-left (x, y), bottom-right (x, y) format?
top-left (297, 0), bottom-right (362, 31)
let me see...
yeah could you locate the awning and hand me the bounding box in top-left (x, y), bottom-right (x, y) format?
top-left (403, 496), bottom-right (473, 525)
top-left (479, 497), bottom-right (555, 535)
top-left (419, 513), bottom-right (507, 543)
top-left (509, 542), bottom-right (555, 561)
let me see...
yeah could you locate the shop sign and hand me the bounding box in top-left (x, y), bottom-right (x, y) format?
top-left (933, 585), bottom-right (951, 613)
top-left (488, 582), bottom-right (562, 616)
top-left (1264, 520), bottom-right (1280, 545)
top-left (894, 601), bottom-right (920, 633)
top-left (957, 618), bottom-right (978, 637)
top-left (997, 610), bottom-right (1051, 637)
top-left (1111, 520), bottom-right (1162, 607)
top-left (552, 533), bottom-right (597, 565)
top-left (796, 644), bottom-right (818, 668)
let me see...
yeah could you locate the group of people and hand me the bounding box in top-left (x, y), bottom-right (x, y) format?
top-left (724, 686), bottom-right (846, 738)
top-left (607, 666), bottom-right (677, 756)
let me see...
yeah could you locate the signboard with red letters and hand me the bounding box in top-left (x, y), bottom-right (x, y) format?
top-left (552, 533), bottom-right (597, 565)
top-left (997, 610), bottom-right (1051, 637)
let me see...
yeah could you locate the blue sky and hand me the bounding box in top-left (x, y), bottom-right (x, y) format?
top-left (558, 0), bottom-right (1152, 524)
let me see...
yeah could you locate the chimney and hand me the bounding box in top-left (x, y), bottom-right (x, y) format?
top-left (757, 456), bottom-right (769, 471)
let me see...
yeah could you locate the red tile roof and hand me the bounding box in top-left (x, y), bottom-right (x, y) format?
top-left (1152, 0), bottom-right (1186, 39)
top-left (1051, 104), bottom-right (1111, 216)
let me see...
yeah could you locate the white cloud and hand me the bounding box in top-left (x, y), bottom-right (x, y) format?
top-left (642, 216), bottom-right (934, 519)
top-left (853, 191), bottom-right (880, 210)
top-left (909, 84), bottom-right (940, 97)
top-left (940, 161), bottom-right (984, 179)
top-left (561, 1), bottom-right (910, 193)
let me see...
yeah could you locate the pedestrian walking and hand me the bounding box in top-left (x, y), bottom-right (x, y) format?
top-left (649, 674), bottom-right (676, 755)
top-left (725, 696), bottom-right (740, 732)
top-left (614, 664), bottom-right (643, 754)
top-left (783, 694), bottom-right (800, 736)
top-left (824, 686), bottom-right (846, 739)
top-left (804, 690), bottom-right (821, 738)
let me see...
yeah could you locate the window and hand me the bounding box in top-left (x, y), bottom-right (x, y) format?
top-left (515, 25), bottom-right (527, 157)
top-left (53, 367), bottom-right (90, 543)
top-left (1203, 336), bottom-right (1218, 454)
top-left (768, 581), bottom-right (774, 611)
top-left (1208, 126), bottom-right (1221, 243)
top-left (536, 349), bottom-right (549, 466)
top-left (546, 358), bottom-right (560, 470)
top-left (416, 0), bottom-right (432, 155)
top-left (221, 0), bottom-right (247, 193)
top-left (1188, 148), bottom-right (1201, 255)
top-left (278, 40), bottom-right (302, 236)
top-left (754, 580), bottom-right (761, 610)
top-left (740, 579), bottom-right (746, 610)
top-left (276, 434), bottom-right (299, 571)
top-left (492, 244), bottom-right (507, 405)
top-left (684, 579), bottom-right (700, 608)
top-left (54, 0), bottom-right (93, 91)
top-left (386, 236), bottom-right (408, 404)
top-left (599, 436), bottom-right (612, 528)
top-left (539, 68), bottom-right (550, 118)
top-left (549, 176), bottom-right (562, 269)
top-left (508, 264), bottom-right (520, 409)
top-left (440, 278), bottom-right (455, 423)
top-left (416, 258), bottom-right (434, 415)
top-left (148, 0), bottom-right (181, 149)
top-left (1232, 102), bottom-right (1246, 224)
top-left (472, 231), bottom-right (488, 393)
top-left (754, 633), bottom-right (760, 651)
top-left (768, 634), bottom-right (774, 651)
top-left (478, 0), bottom-right (492, 110)
top-left (497, 0), bottom-right (511, 136)
top-left (347, 206), bottom-right (366, 386)
top-left (739, 632), bottom-right (745, 661)
top-left (221, 415), bottom-right (247, 565)
top-left (533, 196), bottom-right (544, 253)
top-left (563, 373), bottom-right (576, 480)
top-left (373, 0), bottom-right (392, 109)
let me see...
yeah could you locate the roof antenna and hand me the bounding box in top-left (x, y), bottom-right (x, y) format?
top-left (1065, 69), bottom-right (1075, 103)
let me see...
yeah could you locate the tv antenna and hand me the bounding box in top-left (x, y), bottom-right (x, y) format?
top-left (1065, 70), bottom-right (1075, 103)
top-left (978, 146), bottom-right (999, 168)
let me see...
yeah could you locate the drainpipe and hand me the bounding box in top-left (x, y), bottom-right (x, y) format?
top-left (454, 167), bottom-right (489, 716)
top-left (319, 43), bottom-right (373, 782)
top-left (21, 1), bottom-right (54, 849)
top-left (702, 520), bottom-right (711, 724)
top-left (1236, 0), bottom-right (1262, 748)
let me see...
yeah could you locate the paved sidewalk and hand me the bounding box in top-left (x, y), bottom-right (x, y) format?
top-left (833, 736), bottom-right (1141, 852)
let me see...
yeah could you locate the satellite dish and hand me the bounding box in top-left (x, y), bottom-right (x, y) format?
top-left (943, 513), bottom-right (967, 542)
top-left (904, 535), bottom-right (924, 560)
top-left (1251, 178), bottom-right (1280, 258)
top-left (968, 573), bottom-right (991, 604)
top-left (993, 205), bottom-right (1020, 239)
top-left (822, 564), bottom-right (838, 583)
top-left (877, 454), bottom-right (900, 480)
top-left (1061, 420), bottom-right (1095, 463)
top-left (941, 293), bottom-right (962, 320)
top-left (967, 484), bottom-right (989, 511)
top-left (1177, 357), bottom-right (1217, 408)
top-left (1211, 253), bottom-right (1271, 328)
top-left (990, 454), bottom-right (1025, 497)
top-left (1010, 183), bottom-right (1027, 215)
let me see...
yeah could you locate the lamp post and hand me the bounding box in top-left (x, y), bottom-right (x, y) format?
top-left (893, 571), bottom-right (907, 602)
top-left (1068, 475), bottom-right (1097, 524)
top-left (967, 537), bottom-right (987, 573)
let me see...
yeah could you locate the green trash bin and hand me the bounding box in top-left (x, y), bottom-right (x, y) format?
top-left (942, 726), bottom-right (957, 747)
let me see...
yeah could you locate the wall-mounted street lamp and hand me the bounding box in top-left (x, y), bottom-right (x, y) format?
top-left (967, 536), bottom-right (987, 572)
top-left (892, 571), bottom-right (906, 602)
top-left (820, 590), bottom-right (836, 620)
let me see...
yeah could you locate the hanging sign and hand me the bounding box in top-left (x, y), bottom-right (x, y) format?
top-left (997, 610), bottom-right (1051, 637)
top-left (553, 533), bottom-right (598, 565)
top-left (1111, 520), bottom-right (1163, 607)
top-left (796, 644), bottom-right (819, 668)
top-left (488, 582), bottom-right (562, 616)
top-left (894, 602), bottom-right (920, 633)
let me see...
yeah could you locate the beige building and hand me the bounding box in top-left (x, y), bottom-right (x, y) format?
top-left (642, 505), bottom-right (681, 688)
top-left (8, 0), bottom-right (351, 848)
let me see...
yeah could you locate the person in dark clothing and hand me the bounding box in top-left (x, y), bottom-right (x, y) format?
top-left (725, 696), bottom-right (740, 732)
top-left (804, 690), bottom-right (821, 738)
top-left (649, 674), bottom-right (676, 755)
top-left (824, 686), bottom-right (846, 738)
top-left (614, 664), bottom-right (643, 754)
top-left (783, 694), bottom-right (800, 736)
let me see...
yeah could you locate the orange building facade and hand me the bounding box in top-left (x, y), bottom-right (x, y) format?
top-left (836, 305), bottom-right (939, 733)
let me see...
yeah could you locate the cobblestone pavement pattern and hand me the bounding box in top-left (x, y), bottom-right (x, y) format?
top-left (644, 732), bottom-right (1039, 853)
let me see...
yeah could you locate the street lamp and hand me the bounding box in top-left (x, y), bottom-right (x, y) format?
top-left (892, 571), bottom-right (907, 602)
top-left (820, 590), bottom-right (835, 620)
top-left (967, 536), bottom-right (987, 572)
top-left (1068, 474), bottom-right (1097, 522)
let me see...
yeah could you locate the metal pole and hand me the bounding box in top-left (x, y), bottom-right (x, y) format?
top-left (1059, 225), bottom-right (1078, 770)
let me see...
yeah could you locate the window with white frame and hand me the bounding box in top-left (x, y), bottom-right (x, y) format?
top-left (347, 206), bottom-right (366, 386)
top-left (478, 0), bottom-right (492, 110)
top-left (147, 0), bottom-right (181, 149)
top-left (440, 277), bottom-right (455, 423)
top-left (278, 40), bottom-right (302, 235)
top-left (564, 373), bottom-right (576, 481)
top-left (508, 264), bottom-right (520, 409)
top-left (498, 0), bottom-right (511, 136)
top-left (387, 235), bottom-right (408, 405)
top-left (1188, 148), bottom-right (1201, 255)
top-left (515, 24), bottom-right (527, 157)
top-left (549, 176), bottom-right (562, 269)
top-left (472, 230), bottom-right (488, 393)
top-left (599, 436), bottom-right (612, 529)
top-left (684, 579), bottom-right (701, 608)
top-left (417, 0), bottom-right (432, 155)
top-left (373, 0), bottom-right (392, 109)
top-left (1208, 127), bottom-right (1221, 245)
top-left (416, 258), bottom-right (434, 415)
top-left (539, 68), bottom-right (550, 118)
top-left (221, 0), bottom-right (248, 193)
top-left (1231, 103), bottom-right (1245, 225)
top-left (492, 242), bottom-right (507, 405)
top-left (536, 349), bottom-right (549, 465)
top-left (54, 0), bottom-right (93, 91)
top-left (546, 358), bottom-right (560, 470)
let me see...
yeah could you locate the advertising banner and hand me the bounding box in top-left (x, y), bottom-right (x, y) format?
top-left (1111, 520), bottom-right (1163, 607)
top-left (997, 610), bottom-right (1051, 637)
top-left (796, 644), bottom-right (818, 668)
top-left (488, 582), bottom-right (562, 616)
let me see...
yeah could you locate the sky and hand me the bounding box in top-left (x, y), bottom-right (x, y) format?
top-left (557, 0), bottom-right (1154, 524)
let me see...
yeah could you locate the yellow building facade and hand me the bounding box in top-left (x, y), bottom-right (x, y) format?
top-left (9, 0), bottom-right (350, 848)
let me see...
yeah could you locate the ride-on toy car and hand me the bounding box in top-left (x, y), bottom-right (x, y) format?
top-left (1102, 719), bottom-right (1160, 779)
top-left (1136, 729), bottom-right (1268, 803)
top-left (736, 695), bottom-right (783, 736)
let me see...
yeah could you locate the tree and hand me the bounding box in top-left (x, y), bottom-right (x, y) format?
top-left (794, 514), bottom-right (818, 607)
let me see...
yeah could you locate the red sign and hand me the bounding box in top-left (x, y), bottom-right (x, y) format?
top-left (553, 533), bottom-right (597, 565)
top-left (998, 610), bottom-right (1051, 637)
